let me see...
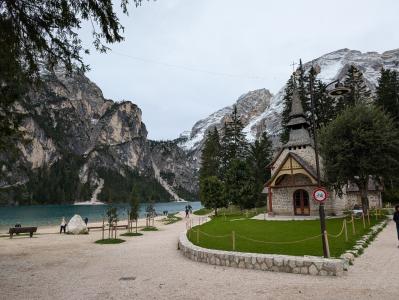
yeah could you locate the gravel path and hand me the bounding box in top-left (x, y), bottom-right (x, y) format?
top-left (0, 214), bottom-right (397, 300)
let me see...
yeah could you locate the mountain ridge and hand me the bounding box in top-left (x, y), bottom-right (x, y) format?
top-left (179, 48), bottom-right (399, 162)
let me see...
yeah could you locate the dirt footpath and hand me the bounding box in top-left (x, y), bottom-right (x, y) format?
top-left (0, 214), bottom-right (397, 300)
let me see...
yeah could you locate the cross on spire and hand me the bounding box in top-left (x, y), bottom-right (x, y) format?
top-left (290, 61), bottom-right (297, 73)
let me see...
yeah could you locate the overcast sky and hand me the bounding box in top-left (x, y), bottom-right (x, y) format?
top-left (82, 0), bottom-right (399, 140)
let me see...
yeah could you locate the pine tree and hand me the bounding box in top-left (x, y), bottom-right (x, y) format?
top-left (376, 68), bottom-right (399, 123)
top-left (199, 176), bottom-right (227, 216)
top-left (280, 75), bottom-right (295, 143)
top-left (337, 65), bottom-right (371, 111)
top-left (247, 132), bottom-right (273, 207)
top-left (220, 106), bottom-right (248, 173)
top-left (297, 59), bottom-right (310, 114)
top-left (307, 66), bottom-right (338, 129)
top-left (199, 127), bottom-right (221, 180)
top-left (224, 159), bottom-right (255, 209)
top-left (376, 68), bottom-right (399, 199)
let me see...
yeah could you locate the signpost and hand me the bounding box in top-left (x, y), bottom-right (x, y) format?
top-left (312, 187), bottom-right (328, 203)
top-left (312, 187), bottom-right (330, 257)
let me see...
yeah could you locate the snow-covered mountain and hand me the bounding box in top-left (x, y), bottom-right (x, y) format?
top-left (179, 48), bottom-right (399, 156)
top-left (178, 88), bottom-right (273, 150)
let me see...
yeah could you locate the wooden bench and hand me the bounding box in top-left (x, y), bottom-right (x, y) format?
top-left (87, 225), bottom-right (128, 232)
top-left (112, 225), bottom-right (128, 229)
top-left (9, 227), bottom-right (37, 238)
top-left (87, 226), bottom-right (104, 232)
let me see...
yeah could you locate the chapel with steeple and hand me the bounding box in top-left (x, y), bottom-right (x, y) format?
top-left (264, 86), bottom-right (382, 216)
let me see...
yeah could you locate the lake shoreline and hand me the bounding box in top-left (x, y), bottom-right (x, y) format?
top-left (0, 201), bottom-right (201, 231)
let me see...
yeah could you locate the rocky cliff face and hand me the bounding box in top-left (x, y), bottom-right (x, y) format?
top-left (180, 48), bottom-right (399, 159)
top-left (0, 70), bottom-right (196, 204)
top-left (178, 88), bottom-right (274, 167)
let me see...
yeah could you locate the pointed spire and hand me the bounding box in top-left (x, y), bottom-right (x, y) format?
top-left (284, 85), bottom-right (312, 148)
top-left (289, 88), bottom-right (305, 117)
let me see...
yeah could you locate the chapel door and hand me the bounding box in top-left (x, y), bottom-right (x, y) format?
top-left (293, 189), bottom-right (310, 216)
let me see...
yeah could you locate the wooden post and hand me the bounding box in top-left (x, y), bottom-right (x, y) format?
top-left (351, 215), bottom-right (356, 235)
top-left (324, 230), bottom-right (330, 258)
top-left (102, 217), bottom-right (105, 240)
top-left (196, 229), bottom-right (199, 244)
top-left (115, 221), bottom-right (117, 239)
top-left (362, 213), bottom-right (366, 229)
top-left (344, 219), bottom-right (348, 242)
top-left (232, 231), bottom-right (236, 251)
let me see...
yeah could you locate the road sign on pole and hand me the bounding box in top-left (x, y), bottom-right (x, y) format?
top-left (312, 187), bottom-right (328, 203)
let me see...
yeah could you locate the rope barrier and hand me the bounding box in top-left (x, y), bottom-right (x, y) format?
top-left (189, 214), bottom-right (377, 248)
top-left (327, 221), bottom-right (346, 238)
top-left (235, 233), bottom-right (323, 245)
top-left (197, 230), bottom-right (231, 238)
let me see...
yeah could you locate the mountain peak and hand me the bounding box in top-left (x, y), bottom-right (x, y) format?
top-left (179, 48), bottom-right (399, 160)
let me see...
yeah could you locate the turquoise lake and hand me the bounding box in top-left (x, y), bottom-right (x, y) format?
top-left (0, 201), bottom-right (201, 231)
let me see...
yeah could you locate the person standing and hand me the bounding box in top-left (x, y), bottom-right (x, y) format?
top-left (185, 206), bottom-right (189, 218)
top-left (60, 217), bottom-right (66, 234)
top-left (84, 217), bottom-right (88, 225)
top-left (394, 205), bottom-right (399, 248)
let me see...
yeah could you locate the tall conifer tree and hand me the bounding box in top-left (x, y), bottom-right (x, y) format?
top-left (376, 68), bottom-right (399, 123)
top-left (247, 132), bottom-right (273, 206)
top-left (199, 127), bottom-right (221, 180)
top-left (220, 106), bottom-right (248, 172)
top-left (336, 65), bottom-right (371, 111)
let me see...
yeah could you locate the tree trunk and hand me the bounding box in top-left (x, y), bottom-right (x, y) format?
top-left (359, 182), bottom-right (369, 214)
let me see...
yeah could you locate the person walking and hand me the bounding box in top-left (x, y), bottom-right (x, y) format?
top-left (60, 217), bottom-right (66, 234)
top-left (394, 205), bottom-right (399, 248)
top-left (185, 206), bottom-right (189, 218)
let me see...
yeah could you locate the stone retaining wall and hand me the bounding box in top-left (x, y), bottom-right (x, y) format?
top-left (179, 232), bottom-right (344, 276)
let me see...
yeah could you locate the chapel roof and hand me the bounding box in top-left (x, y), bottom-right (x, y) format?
top-left (265, 152), bottom-right (318, 187)
top-left (283, 86), bottom-right (312, 148)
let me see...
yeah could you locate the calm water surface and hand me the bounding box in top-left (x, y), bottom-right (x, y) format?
top-left (0, 201), bottom-right (202, 230)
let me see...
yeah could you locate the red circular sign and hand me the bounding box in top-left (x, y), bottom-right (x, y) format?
top-left (312, 187), bottom-right (328, 203)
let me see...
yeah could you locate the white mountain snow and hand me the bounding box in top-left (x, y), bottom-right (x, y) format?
top-left (179, 48), bottom-right (399, 155)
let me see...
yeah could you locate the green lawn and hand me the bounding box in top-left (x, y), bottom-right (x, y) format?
top-left (193, 208), bottom-right (212, 215)
top-left (194, 206), bottom-right (265, 217)
top-left (187, 213), bottom-right (384, 257)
